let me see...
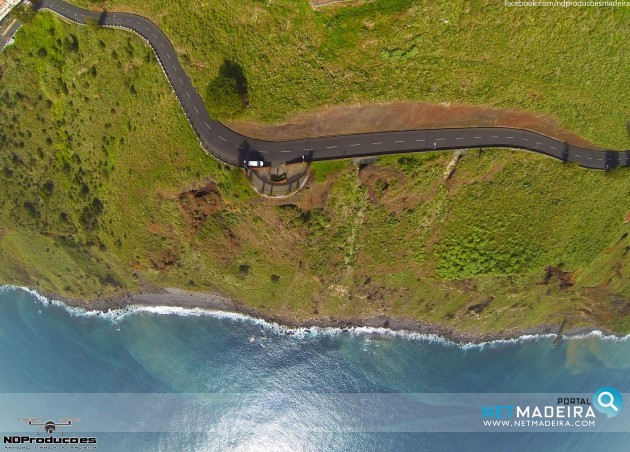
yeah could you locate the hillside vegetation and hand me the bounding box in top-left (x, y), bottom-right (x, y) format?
top-left (0, 2), bottom-right (629, 335)
top-left (72, 0), bottom-right (630, 149)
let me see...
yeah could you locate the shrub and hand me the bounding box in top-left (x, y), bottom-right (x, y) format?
top-left (204, 59), bottom-right (248, 119)
top-left (205, 74), bottom-right (243, 118)
top-left (434, 226), bottom-right (537, 279)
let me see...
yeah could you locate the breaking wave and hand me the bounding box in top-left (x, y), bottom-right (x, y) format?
top-left (2, 285), bottom-right (628, 348)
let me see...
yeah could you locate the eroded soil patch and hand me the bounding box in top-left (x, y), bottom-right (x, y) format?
top-left (230, 102), bottom-right (601, 148)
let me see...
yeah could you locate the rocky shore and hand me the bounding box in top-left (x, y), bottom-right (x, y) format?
top-left (55, 287), bottom-right (617, 345)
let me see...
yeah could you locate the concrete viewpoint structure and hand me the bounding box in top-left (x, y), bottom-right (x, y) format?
top-left (35, 0), bottom-right (630, 172)
top-left (0, 0), bottom-right (20, 22)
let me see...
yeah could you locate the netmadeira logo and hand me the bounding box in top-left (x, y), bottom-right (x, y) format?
top-left (593, 387), bottom-right (623, 418)
top-left (481, 387), bottom-right (624, 428)
top-left (3, 418), bottom-right (97, 448)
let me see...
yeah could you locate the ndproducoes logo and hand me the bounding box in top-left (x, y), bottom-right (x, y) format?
top-left (3, 417), bottom-right (97, 448)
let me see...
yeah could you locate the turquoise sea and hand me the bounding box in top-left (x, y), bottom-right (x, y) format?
top-left (0, 286), bottom-right (629, 451)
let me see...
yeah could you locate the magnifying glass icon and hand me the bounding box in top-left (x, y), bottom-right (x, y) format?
top-left (598, 391), bottom-right (619, 412)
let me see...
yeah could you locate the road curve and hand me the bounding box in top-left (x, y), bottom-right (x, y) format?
top-left (36, 0), bottom-right (630, 170)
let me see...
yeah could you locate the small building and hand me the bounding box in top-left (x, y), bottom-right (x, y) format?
top-left (0, 0), bottom-right (21, 23)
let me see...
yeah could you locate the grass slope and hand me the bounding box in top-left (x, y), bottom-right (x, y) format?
top-left (71, 0), bottom-right (630, 148)
top-left (0, 4), bottom-right (629, 335)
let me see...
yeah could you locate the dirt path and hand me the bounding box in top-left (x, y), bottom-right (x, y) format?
top-left (228, 102), bottom-right (601, 149)
top-left (309, 0), bottom-right (363, 9)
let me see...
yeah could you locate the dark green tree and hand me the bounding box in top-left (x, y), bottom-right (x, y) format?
top-left (204, 59), bottom-right (248, 119)
top-left (11, 4), bottom-right (37, 24)
top-left (205, 74), bottom-right (243, 118)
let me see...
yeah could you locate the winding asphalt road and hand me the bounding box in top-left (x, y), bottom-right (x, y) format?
top-left (36, 0), bottom-right (630, 170)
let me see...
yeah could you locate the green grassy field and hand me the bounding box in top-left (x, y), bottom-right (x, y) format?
top-left (70, 0), bottom-right (630, 149)
top-left (0, 2), bottom-right (629, 336)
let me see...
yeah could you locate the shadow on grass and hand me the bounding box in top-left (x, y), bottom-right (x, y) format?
top-left (205, 59), bottom-right (249, 118)
top-left (219, 59), bottom-right (248, 107)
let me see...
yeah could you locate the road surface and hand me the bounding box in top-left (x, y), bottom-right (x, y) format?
top-left (36, 0), bottom-right (630, 170)
top-left (0, 16), bottom-right (21, 49)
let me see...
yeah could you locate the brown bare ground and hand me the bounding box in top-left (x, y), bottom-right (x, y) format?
top-left (177, 179), bottom-right (223, 231)
top-left (358, 165), bottom-right (402, 203)
top-left (259, 168), bottom-right (337, 212)
top-left (446, 159), bottom-right (507, 198)
top-left (542, 266), bottom-right (575, 290)
top-left (229, 102), bottom-right (601, 148)
top-left (357, 165), bottom-right (427, 212)
top-left (309, 0), bottom-right (368, 8)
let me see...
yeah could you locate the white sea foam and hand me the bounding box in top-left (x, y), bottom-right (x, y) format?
top-left (2, 285), bottom-right (629, 348)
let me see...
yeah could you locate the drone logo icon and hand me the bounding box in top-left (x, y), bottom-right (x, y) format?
top-left (19, 418), bottom-right (81, 435)
top-left (4, 418), bottom-right (96, 446)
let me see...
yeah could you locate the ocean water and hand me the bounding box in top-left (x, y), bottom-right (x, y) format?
top-left (0, 286), bottom-right (629, 451)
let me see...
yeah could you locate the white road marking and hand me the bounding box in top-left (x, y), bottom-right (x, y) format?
top-left (507, 136), bottom-right (514, 139)
top-left (456, 137), bottom-right (464, 140)
top-left (491, 135), bottom-right (499, 138)
top-left (416, 139), bottom-right (425, 142)
top-left (575, 154), bottom-right (581, 158)
top-left (304, 148), bottom-right (314, 151)
top-left (372, 142), bottom-right (383, 145)
top-left (205, 123), bottom-right (212, 130)
top-left (218, 136), bottom-right (227, 141)
top-left (179, 78), bottom-right (183, 85)
top-left (436, 138), bottom-right (445, 141)
top-left (281, 150), bottom-right (291, 153)
top-left (326, 145), bottom-right (337, 149)
top-left (395, 140), bottom-right (405, 143)
top-left (194, 106), bottom-right (199, 113)
top-left (350, 144), bottom-right (361, 147)
top-left (186, 92), bottom-right (190, 99)
top-left (550, 146), bottom-right (557, 150)
top-left (167, 53), bottom-right (171, 59)
top-left (473, 136), bottom-right (482, 139)
top-left (522, 138), bottom-right (529, 142)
